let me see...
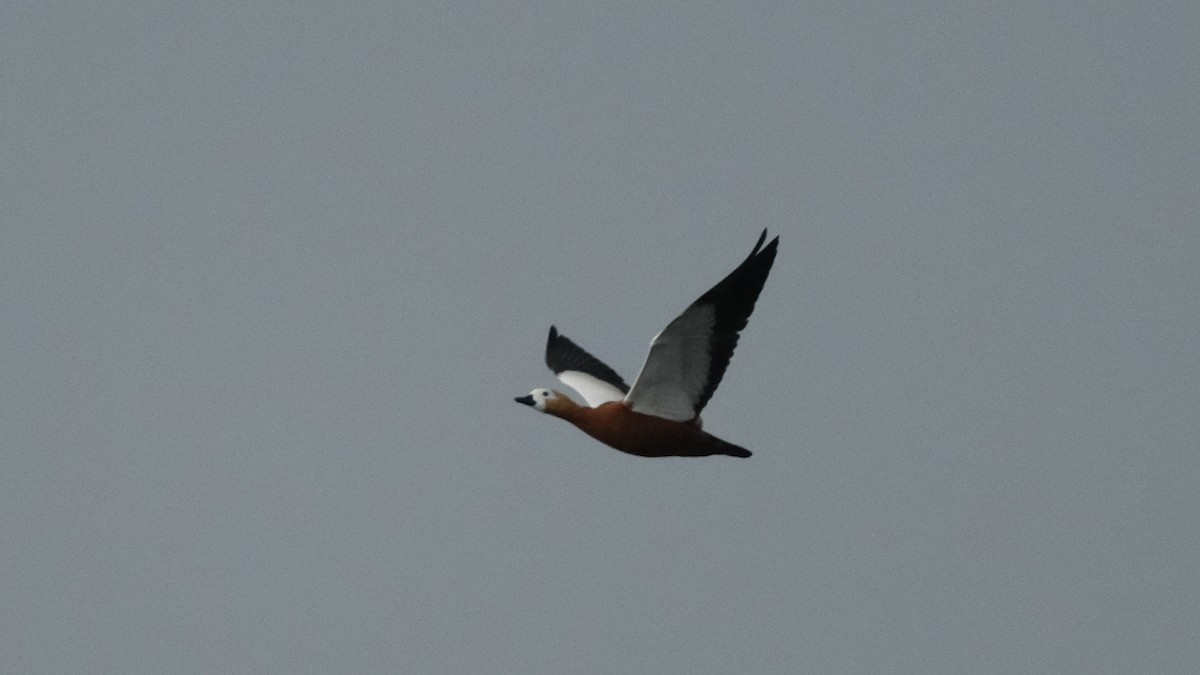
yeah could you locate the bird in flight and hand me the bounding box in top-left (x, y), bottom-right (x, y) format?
top-left (515, 230), bottom-right (779, 458)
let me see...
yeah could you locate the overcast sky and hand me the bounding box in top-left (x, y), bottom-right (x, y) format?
top-left (3, 2), bottom-right (1198, 673)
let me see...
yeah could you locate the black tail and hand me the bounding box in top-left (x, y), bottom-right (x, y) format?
top-left (712, 437), bottom-right (752, 458)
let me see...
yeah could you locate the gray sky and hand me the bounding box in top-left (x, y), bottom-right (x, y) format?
top-left (3, 1), bottom-right (1198, 673)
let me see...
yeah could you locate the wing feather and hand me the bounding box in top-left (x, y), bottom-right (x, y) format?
top-left (544, 326), bottom-right (628, 407)
top-left (625, 230), bottom-right (778, 420)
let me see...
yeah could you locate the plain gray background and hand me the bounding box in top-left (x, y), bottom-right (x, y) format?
top-left (3, 1), bottom-right (1198, 673)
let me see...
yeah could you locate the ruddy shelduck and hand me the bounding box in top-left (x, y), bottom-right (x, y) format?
top-left (516, 230), bottom-right (779, 458)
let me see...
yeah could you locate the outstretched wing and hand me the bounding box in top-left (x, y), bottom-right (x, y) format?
top-left (624, 230), bottom-right (778, 421)
top-left (544, 326), bottom-right (629, 407)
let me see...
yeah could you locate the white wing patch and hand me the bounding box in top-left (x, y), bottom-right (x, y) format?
top-left (556, 370), bottom-right (627, 408)
top-left (624, 304), bottom-right (716, 421)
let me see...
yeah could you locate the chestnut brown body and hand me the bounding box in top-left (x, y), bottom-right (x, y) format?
top-left (542, 393), bottom-right (750, 458)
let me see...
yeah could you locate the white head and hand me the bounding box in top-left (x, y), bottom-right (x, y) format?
top-left (514, 388), bottom-right (558, 412)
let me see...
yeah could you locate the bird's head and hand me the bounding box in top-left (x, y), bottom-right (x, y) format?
top-left (514, 388), bottom-right (561, 413)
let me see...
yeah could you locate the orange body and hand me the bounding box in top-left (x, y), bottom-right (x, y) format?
top-left (543, 393), bottom-right (750, 458)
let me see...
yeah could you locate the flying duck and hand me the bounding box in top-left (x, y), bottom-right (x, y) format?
top-left (515, 230), bottom-right (779, 458)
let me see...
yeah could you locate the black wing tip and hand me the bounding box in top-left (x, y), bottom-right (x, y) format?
top-left (545, 325), bottom-right (570, 369)
top-left (749, 229), bottom-right (779, 257)
top-left (544, 325), bottom-right (565, 372)
top-left (751, 229), bottom-right (767, 254)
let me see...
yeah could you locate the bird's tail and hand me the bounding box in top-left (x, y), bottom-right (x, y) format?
top-left (709, 436), bottom-right (752, 458)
